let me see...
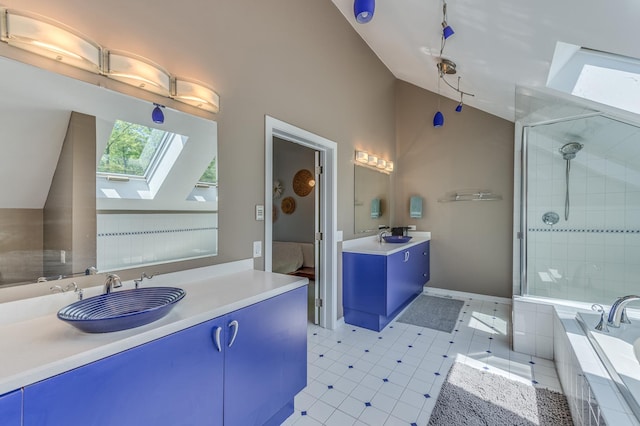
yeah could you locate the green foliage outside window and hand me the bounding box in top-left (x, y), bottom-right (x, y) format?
top-left (98, 120), bottom-right (167, 176)
top-left (199, 157), bottom-right (217, 184)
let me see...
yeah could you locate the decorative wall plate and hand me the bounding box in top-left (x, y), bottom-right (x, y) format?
top-left (273, 180), bottom-right (283, 199)
top-left (293, 169), bottom-right (314, 197)
top-left (281, 196), bottom-right (296, 214)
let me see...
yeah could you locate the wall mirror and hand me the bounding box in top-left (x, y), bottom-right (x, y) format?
top-left (0, 56), bottom-right (218, 288)
top-left (354, 165), bottom-right (390, 233)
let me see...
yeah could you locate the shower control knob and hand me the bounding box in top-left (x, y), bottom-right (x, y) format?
top-left (542, 212), bottom-right (559, 226)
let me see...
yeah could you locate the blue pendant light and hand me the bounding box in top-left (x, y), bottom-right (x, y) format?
top-left (441, 1), bottom-right (454, 39)
top-left (152, 104), bottom-right (165, 124)
top-left (455, 102), bottom-right (463, 112)
top-left (442, 24), bottom-right (454, 39)
top-left (433, 111), bottom-right (444, 127)
top-left (354, 0), bottom-right (375, 24)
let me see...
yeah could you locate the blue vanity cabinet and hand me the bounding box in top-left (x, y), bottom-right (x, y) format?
top-left (343, 241), bottom-right (430, 331)
top-left (414, 241), bottom-right (430, 285)
top-left (21, 285), bottom-right (307, 426)
top-left (23, 316), bottom-right (226, 426)
top-left (223, 285), bottom-right (307, 426)
top-left (0, 389), bottom-right (22, 426)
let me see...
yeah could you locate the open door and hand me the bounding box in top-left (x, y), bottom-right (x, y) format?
top-left (312, 151), bottom-right (322, 324)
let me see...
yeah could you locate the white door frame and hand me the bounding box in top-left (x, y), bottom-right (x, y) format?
top-left (265, 116), bottom-right (338, 329)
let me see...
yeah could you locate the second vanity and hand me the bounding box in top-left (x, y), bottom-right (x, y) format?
top-left (0, 260), bottom-right (307, 426)
top-left (342, 233), bottom-right (431, 331)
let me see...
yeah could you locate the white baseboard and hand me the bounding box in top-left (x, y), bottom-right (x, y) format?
top-left (423, 287), bottom-right (512, 305)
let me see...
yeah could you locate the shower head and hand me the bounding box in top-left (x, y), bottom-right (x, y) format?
top-left (559, 142), bottom-right (583, 160)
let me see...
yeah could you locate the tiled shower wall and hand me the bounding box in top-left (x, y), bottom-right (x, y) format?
top-left (97, 213), bottom-right (217, 272)
top-left (525, 133), bottom-right (640, 305)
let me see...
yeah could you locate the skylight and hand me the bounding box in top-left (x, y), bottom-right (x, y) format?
top-left (547, 42), bottom-right (640, 115)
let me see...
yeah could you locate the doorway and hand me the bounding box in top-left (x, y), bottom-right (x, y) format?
top-left (272, 138), bottom-right (319, 323)
top-left (265, 116), bottom-right (338, 329)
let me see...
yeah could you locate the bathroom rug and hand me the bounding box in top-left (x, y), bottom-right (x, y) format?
top-left (428, 362), bottom-right (573, 425)
top-left (396, 295), bottom-right (464, 333)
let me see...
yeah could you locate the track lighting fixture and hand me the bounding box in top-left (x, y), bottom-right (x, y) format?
top-left (432, 1), bottom-right (474, 127)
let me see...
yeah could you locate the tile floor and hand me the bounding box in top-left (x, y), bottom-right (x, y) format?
top-left (283, 294), bottom-right (563, 426)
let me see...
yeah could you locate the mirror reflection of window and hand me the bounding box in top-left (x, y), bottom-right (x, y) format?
top-left (98, 120), bottom-right (174, 178)
top-left (198, 157), bottom-right (217, 185)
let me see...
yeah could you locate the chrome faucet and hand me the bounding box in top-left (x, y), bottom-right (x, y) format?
top-left (104, 274), bottom-right (122, 294)
top-left (133, 272), bottom-right (154, 289)
top-left (607, 295), bottom-right (640, 328)
top-left (378, 227), bottom-right (390, 243)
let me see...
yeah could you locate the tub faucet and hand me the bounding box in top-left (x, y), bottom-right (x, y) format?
top-left (608, 295), bottom-right (640, 328)
top-left (104, 274), bottom-right (122, 294)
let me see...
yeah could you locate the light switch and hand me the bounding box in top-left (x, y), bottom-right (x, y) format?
top-left (255, 205), bottom-right (264, 221)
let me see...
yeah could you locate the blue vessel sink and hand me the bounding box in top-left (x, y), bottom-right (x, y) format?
top-left (58, 287), bottom-right (186, 333)
top-left (383, 235), bottom-right (413, 244)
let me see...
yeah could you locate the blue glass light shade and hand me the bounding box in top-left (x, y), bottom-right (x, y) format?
top-left (455, 103), bottom-right (463, 112)
top-left (354, 0), bottom-right (375, 23)
top-left (152, 105), bottom-right (164, 124)
top-left (433, 111), bottom-right (444, 127)
top-left (442, 25), bottom-right (455, 39)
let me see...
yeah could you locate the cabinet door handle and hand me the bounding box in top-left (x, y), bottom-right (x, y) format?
top-left (404, 251), bottom-right (410, 262)
top-left (212, 326), bottom-right (222, 352)
top-left (423, 252), bottom-right (428, 256)
top-left (228, 320), bottom-right (239, 348)
top-left (423, 273), bottom-right (428, 277)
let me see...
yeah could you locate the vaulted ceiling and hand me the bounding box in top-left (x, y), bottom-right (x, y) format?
top-left (330, 0), bottom-right (640, 122)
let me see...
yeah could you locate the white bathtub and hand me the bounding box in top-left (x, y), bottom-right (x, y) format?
top-left (577, 311), bottom-right (640, 419)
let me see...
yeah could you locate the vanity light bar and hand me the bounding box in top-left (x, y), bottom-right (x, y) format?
top-left (107, 50), bottom-right (171, 97)
top-left (1, 9), bottom-right (101, 73)
top-left (173, 78), bottom-right (220, 114)
top-left (0, 7), bottom-right (220, 114)
top-left (355, 151), bottom-right (369, 163)
top-left (354, 150), bottom-right (393, 173)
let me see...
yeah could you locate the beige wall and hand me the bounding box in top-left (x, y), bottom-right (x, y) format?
top-left (2, 0), bottom-right (396, 269)
top-left (44, 112), bottom-right (97, 278)
top-left (394, 81), bottom-right (515, 298)
top-left (0, 209), bottom-right (43, 284)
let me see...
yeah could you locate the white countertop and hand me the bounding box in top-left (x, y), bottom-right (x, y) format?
top-left (342, 232), bottom-right (431, 256)
top-left (0, 261), bottom-right (307, 395)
